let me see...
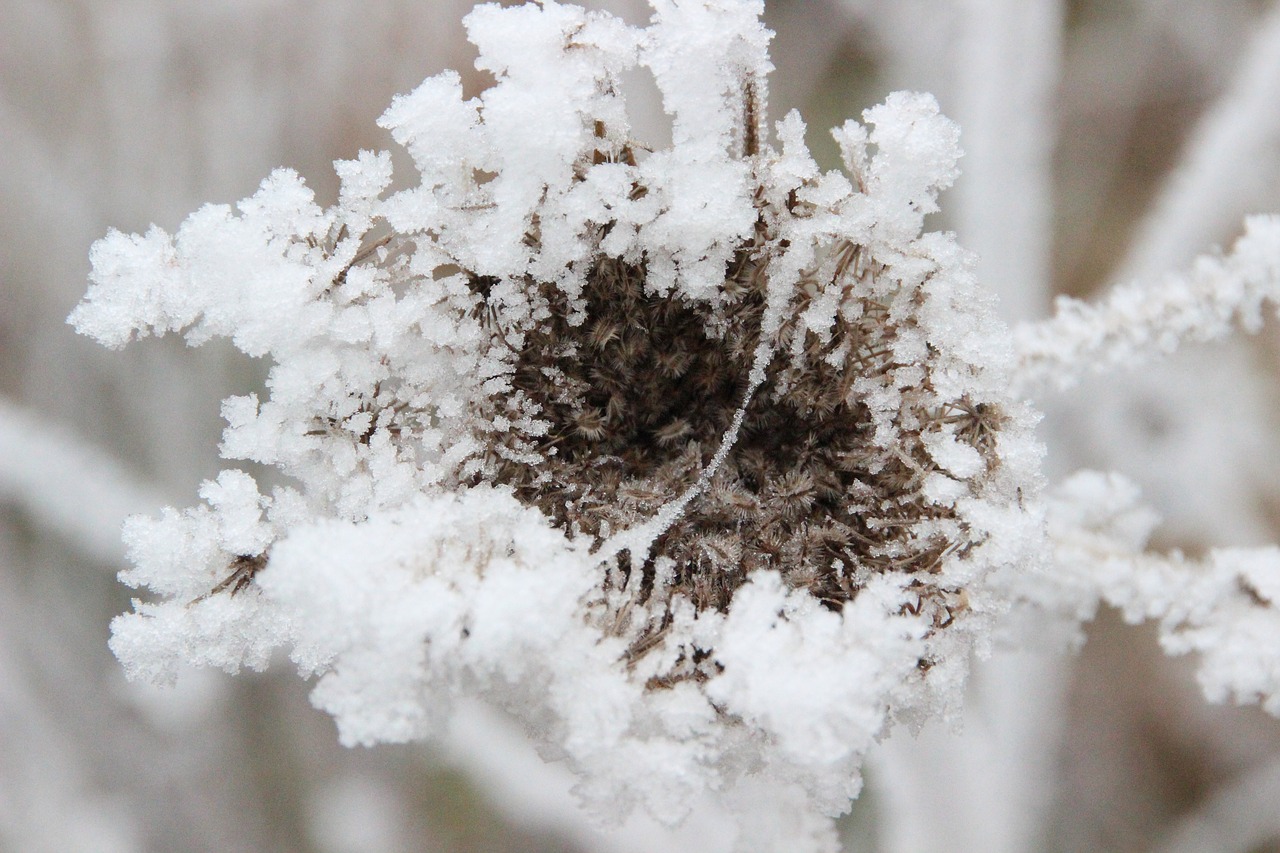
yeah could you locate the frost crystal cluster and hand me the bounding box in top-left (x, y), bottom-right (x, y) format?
top-left (70, 0), bottom-right (1280, 843)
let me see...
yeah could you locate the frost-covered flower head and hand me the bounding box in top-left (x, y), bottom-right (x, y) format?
top-left (72, 0), bottom-right (1280, 845)
top-left (70, 0), bottom-right (1041, 826)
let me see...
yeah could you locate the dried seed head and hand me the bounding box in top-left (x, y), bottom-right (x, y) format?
top-left (460, 117), bottom-right (1016, 680)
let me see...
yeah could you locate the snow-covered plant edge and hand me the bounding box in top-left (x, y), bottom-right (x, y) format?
top-left (69, 0), bottom-right (1280, 846)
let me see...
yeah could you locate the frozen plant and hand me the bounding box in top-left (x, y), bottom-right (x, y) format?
top-left (69, 0), bottom-right (1280, 849)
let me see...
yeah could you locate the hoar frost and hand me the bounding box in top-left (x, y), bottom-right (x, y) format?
top-left (70, 0), bottom-right (1280, 845)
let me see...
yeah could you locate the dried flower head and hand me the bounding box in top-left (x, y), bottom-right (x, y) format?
top-left (69, 0), bottom-right (1059, 842)
top-left (478, 134), bottom-right (1023, 654)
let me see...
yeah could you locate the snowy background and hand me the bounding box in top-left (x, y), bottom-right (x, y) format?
top-left (4, 0), bottom-right (1280, 850)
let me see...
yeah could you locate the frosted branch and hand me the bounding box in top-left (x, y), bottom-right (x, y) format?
top-left (1012, 215), bottom-right (1280, 393)
top-left (1047, 472), bottom-right (1280, 716)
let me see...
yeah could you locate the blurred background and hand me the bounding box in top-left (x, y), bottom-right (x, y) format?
top-left (4, 0), bottom-right (1280, 850)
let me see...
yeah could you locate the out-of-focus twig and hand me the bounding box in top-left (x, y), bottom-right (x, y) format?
top-left (0, 396), bottom-right (164, 564)
top-left (1155, 756), bottom-right (1280, 853)
top-left (950, 0), bottom-right (1062, 323)
top-left (1116, 2), bottom-right (1280, 284)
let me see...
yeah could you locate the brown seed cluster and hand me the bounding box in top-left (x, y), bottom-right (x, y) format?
top-left (470, 147), bottom-right (1003, 639)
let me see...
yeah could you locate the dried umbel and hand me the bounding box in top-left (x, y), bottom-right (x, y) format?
top-left (71, 0), bottom-right (1046, 839)
top-left (479, 148), bottom-right (1008, 662)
